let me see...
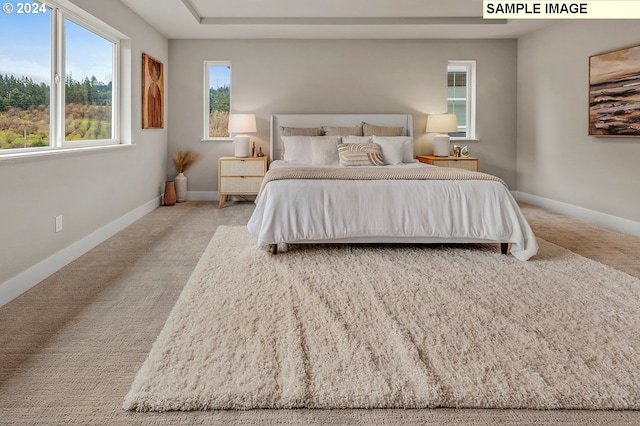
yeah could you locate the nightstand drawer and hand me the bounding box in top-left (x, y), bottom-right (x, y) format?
top-left (219, 176), bottom-right (264, 193)
top-left (416, 155), bottom-right (479, 172)
top-left (431, 159), bottom-right (478, 171)
top-left (218, 156), bottom-right (269, 208)
top-left (220, 159), bottom-right (265, 176)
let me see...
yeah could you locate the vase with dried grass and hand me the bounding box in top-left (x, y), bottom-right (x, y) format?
top-left (173, 149), bottom-right (200, 202)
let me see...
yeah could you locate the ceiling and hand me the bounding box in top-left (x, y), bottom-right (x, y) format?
top-left (118, 0), bottom-right (553, 39)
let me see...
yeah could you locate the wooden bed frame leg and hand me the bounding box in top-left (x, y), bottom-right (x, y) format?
top-left (500, 243), bottom-right (509, 255)
top-left (270, 244), bottom-right (278, 255)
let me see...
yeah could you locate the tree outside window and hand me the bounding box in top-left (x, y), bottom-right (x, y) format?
top-left (0, 0), bottom-right (118, 153)
top-left (206, 63), bottom-right (231, 138)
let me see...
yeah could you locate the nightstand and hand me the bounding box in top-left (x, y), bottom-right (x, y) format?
top-left (218, 156), bottom-right (268, 208)
top-left (417, 155), bottom-right (479, 172)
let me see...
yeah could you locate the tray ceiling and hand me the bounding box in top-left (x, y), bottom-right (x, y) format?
top-left (119, 0), bottom-right (552, 39)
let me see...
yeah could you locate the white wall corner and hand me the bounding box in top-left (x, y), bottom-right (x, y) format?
top-left (0, 197), bottom-right (161, 308)
top-left (515, 191), bottom-right (640, 238)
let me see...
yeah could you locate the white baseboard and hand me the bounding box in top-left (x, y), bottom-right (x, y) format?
top-left (514, 191), bottom-right (640, 237)
top-left (187, 190), bottom-right (217, 201)
top-left (187, 191), bottom-right (255, 202)
top-left (0, 197), bottom-right (161, 308)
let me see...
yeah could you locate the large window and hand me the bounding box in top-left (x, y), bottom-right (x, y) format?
top-left (204, 62), bottom-right (231, 139)
top-left (64, 19), bottom-right (114, 142)
top-left (0, 0), bottom-right (118, 153)
top-left (447, 61), bottom-right (476, 140)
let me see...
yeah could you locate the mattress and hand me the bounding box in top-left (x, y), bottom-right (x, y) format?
top-left (247, 161), bottom-right (538, 260)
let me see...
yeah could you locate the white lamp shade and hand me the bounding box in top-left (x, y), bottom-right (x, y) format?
top-left (228, 114), bottom-right (257, 134)
top-left (426, 114), bottom-right (458, 134)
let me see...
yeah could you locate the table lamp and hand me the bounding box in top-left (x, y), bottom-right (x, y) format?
top-left (426, 114), bottom-right (458, 157)
top-left (228, 114), bottom-right (256, 157)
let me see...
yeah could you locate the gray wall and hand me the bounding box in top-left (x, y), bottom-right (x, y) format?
top-left (168, 39), bottom-right (517, 194)
top-left (0, 0), bottom-right (168, 286)
top-left (517, 20), bottom-right (640, 223)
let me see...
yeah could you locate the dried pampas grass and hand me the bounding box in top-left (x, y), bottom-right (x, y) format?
top-left (173, 150), bottom-right (200, 173)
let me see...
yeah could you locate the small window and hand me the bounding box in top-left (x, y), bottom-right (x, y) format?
top-left (204, 62), bottom-right (231, 139)
top-left (447, 61), bottom-right (476, 140)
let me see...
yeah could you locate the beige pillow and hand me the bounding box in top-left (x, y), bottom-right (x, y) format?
top-left (338, 143), bottom-right (384, 167)
top-left (362, 122), bottom-right (404, 137)
top-left (322, 124), bottom-right (363, 136)
top-left (280, 126), bottom-right (324, 136)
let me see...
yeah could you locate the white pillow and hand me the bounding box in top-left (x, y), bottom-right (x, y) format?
top-left (373, 138), bottom-right (404, 165)
top-left (342, 136), bottom-right (373, 144)
top-left (372, 136), bottom-right (416, 163)
top-left (282, 136), bottom-right (313, 163)
top-left (311, 136), bottom-right (342, 165)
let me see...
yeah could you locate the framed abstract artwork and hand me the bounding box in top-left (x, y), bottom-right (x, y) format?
top-left (142, 53), bottom-right (164, 129)
top-left (589, 43), bottom-right (640, 137)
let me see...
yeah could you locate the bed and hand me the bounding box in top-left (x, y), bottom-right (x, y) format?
top-left (247, 114), bottom-right (538, 261)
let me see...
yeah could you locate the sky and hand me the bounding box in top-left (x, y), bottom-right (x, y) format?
top-left (0, 1), bottom-right (113, 85)
top-left (1, 1), bottom-right (226, 89)
top-left (210, 65), bottom-right (230, 90)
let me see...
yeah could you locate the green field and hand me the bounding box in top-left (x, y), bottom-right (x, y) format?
top-left (0, 103), bottom-right (112, 149)
top-left (0, 74), bottom-right (228, 147)
top-left (209, 110), bottom-right (229, 138)
top-left (0, 74), bottom-right (112, 149)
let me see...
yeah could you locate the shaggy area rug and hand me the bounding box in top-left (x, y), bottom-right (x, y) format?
top-left (124, 226), bottom-right (640, 411)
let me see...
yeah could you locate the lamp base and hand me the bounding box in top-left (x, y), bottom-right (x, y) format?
top-left (433, 134), bottom-right (451, 157)
top-left (234, 135), bottom-right (250, 157)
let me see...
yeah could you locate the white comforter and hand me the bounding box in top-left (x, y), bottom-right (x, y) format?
top-left (247, 161), bottom-right (538, 260)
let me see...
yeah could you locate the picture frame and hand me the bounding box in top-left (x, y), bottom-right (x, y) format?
top-left (142, 53), bottom-right (164, 129)
top-left (589, 43), bottom-right (640, 137)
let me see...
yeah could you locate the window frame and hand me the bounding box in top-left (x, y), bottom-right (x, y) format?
top-left (59, 13), bottom-right (119, 147)
top-left (447, 60), bottom-right (477, 141)
top-left (0, 0), bottom-right (121, 158)
top-left (203, 61), bottom-right (232, 141)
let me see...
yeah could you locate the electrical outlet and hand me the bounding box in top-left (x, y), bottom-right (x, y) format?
top-left (55, 215), bottom-right (63, 233)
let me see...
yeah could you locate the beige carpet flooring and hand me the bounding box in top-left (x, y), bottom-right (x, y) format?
top-left (124, 227), bottom-right (640, 411)
top-left (1, 201), bottom-right (640, 424)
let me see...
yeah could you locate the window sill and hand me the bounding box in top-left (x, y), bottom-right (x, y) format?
top-left (451, 138), bottom-right (480, 143)
top-left (201, 138), bottom-right (233, 142)
top-left (0, 144), bottom-right (135, 166)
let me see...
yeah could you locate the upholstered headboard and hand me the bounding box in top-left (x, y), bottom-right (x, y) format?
top-left (270, 114), bottom-right (414, 161)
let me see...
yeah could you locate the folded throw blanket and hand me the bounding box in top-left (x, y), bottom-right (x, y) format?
top-left (256, 166), bottom-right (507, 203)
